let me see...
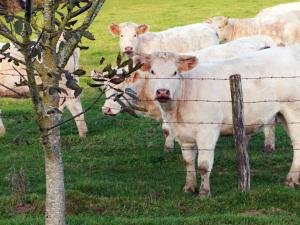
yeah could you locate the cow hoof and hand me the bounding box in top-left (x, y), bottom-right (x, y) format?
top-left (285, 177), bottom-right (300, 188)
top-left (79, 132), bottom-right (87, 138)
top-left (285, 179), bottom-right (295, 188)
top-left (164, 145), bottom-right (174, 153)
top-left (0, 129), bottom-right (5, 137)
top-left (263, 145), bottom-right (274, 154)
top-left (183, 185), bottom-right (196, 193)
top-left (198, 188), bottom-right (211, 198)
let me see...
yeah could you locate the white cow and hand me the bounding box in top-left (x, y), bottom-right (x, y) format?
top-left (136, 46), bottom-right (300, 197)
top-left (256, 2), bottom-right (300, 19)
top-left (206, 11), bottom-right (300, 46)
top-left (100, 35), bottom-right (277, 152)
top-left (109, 22), bottom-right (219, 57)
top-left (0, 43), bottom-right (87, 138)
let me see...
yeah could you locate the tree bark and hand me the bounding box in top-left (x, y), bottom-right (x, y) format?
top-left (43, 123), bottom-right (65, 225)
top-left (230, 74), bottom-right (251, 192)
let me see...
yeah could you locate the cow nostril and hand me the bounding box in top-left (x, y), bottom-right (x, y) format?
top-left (156, 90), bottom-right (161, 96)
top-left (103, 107), bottom-right (111, 114)
top-left (165, 90), bottom-right (170, 96)
top-left (125, 47), bottom-right (133, 52)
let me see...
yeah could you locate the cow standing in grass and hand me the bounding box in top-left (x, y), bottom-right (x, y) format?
top-left (135, 46), bottom-right (300, 197)
top-left (98, 35), bottom-right (277, 153)
top-left (0, 43), bottom-right (87, 138)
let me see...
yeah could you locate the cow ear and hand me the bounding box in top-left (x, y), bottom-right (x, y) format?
top-left (220, 17), bottom-right (229, 27)
top-left (178, 55), bottom-right (198, 72)
top-left (137, 24), bottom-right (149, 35)
top-left (129, 72), bottom-right (139, 83)
top-left (205, 17), bottom-right (213, 24)
top-left (109, 23), bottom-right (120, 36)
top-left (133, 53), bottom-right (151, 72)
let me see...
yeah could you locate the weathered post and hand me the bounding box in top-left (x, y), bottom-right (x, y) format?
top-left (229, 74), bottom-right (250, 191)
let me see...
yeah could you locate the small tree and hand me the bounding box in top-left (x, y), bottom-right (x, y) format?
top-left (0, 1), bottom-right (105, 224)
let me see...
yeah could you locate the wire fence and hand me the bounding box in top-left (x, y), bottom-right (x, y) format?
top-left (1, 74), bottom-right (300, 193)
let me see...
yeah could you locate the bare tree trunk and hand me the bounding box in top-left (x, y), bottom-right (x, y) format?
top-left (43, 125), bottom-right (65, 225)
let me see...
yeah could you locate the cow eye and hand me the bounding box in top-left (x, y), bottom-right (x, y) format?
top-left (134, 34), bottom-right (137, 37)
top-left (121, 35), bottom-right (124, 37)
top-left (173, 71), bottom-right (177, 76)
top-left (151, 70), bottom-right (155, 75)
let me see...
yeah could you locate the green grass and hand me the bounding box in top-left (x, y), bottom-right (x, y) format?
top-left (0, 0), bottom-right (300, 224)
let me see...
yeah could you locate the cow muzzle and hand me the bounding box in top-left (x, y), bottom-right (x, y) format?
top-left (155, 89), bottom-right (171, 103)
top-left (102, 107), bottom-right (116, 116)
top-left (124, 46), bottom-right (133, 55)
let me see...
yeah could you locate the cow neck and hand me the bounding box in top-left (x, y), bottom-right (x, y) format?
top-left (231, 18), bottom-right (258, 40)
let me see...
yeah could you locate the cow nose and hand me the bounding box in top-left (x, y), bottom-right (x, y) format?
top-left (124, 47), bottom-right (133, 53)
top-left (102, 107), bottom-right (112, 115)
top-left (156, 89), bottom-right (170, 99)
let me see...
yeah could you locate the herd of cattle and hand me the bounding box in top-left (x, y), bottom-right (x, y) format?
top-left (2, 2), bottom-right (300, 197)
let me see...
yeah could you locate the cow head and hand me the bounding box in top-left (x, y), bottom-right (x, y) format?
top-left (205, 16), bottom-right (230, 42)
top-left (134, 52), bottom-right (198, 106)
top-left (109, 22), bottom-right (149, 57)
top-left (101, 71), bottom-right (146, 116)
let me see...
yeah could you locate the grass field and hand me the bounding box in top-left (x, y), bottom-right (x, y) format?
top-left (1, 0), bottom-right (300, 224)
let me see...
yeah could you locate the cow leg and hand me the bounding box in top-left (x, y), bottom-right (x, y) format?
top-left (162, 123), bottom-right (174, 152)
top-left (65, 97), bottom-right (88, 138)
top-left (196, 126), bottom-right (220, 198)
top-left (282, 110), bottom-right (300, 187)
top-left (0, 113), bottom-right (5, 136)
top-left (181, 143), bottom-right (197, 193)
top-left (263, 117), bottom-right (276, 153)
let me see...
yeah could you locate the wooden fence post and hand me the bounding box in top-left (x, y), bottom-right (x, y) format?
top-left (229, 74), bottom-right (250, 192)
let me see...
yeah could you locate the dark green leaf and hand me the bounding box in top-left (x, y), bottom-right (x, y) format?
top-left (66, 20), bottom-right (78, 27)
top-left (73, 69), bottom-right (86, 76)
top-left (133, 62), bottom-right (144, 71)
top-left (1, 43), bottom-right (10, 52)
top-left (99, 57), bottom-right (105, 65)
top-left (74, 88), bottom-right (82, 98)
top-left (87, 82), bottom-right (104, 88)
top-left (110, 76), bottom-right (125, 85)
top-left (125, 88), bottom-right (138, 100)
top-left (14, 19), bottom-right (24, 35)
top-left (116, 52), bottom-right (122, 67)
top-left (13, 60), bottom-right (19, 66)
top-left (120, 58), bottom-right (132, 68)
top-left (102, 64), bottom-right (112, 73)
top-left (78, 45), bottom-right (89, 50)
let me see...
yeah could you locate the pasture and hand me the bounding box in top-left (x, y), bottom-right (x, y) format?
top-left (0, 0), bottom-right (300, 224)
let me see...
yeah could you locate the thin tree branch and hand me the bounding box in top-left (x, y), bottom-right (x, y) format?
top-left (70, 2), bottom-right (92, 19)
top-left (0, 83), bottom-right (26, 97)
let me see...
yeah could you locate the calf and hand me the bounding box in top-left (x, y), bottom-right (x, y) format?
top-left (136, 46), bottom-right (300, 197)
top-left (109, 22), bottom-right (219, 57)
top-left (0, 43), bottom-right (87, 138)
top-left (100, 35), bottom-right (277, 152)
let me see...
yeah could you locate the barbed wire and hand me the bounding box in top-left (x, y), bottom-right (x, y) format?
top-left (115, 98), bottom-right (300, 103)
top-left (2, 73), bottom-right (300, 80)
